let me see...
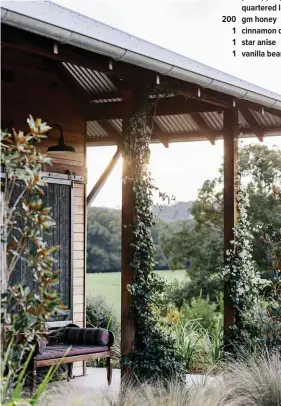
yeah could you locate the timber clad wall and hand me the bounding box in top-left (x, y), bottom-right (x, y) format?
top-left (72, 183), bottom-right (86, 376)
top-left (2, 50), bottom-right (87, 376)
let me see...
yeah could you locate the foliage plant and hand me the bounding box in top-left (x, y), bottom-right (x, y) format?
top-left (168, 295), bottom-right (223, 372)
top-left (86, 294), bottom-right (120, 335)
top-left (180, 294), bottom-right (222, 333)
top-left (86, 295), bottom-right (121, 368)
top-left (223, 182), bottom-right (269, 311)
top-left (269, 185), bottom-right (281, 317)
top-left (161, 144), bottom-right (281, 304)
top-left (121, 88), bottom-right (185, 383)
top-left (1, 117), bottom-right (62, 392)
top-left (1, 343), bottom-right (63, 406)
top-left (222, 178), bottom-right (270, 346)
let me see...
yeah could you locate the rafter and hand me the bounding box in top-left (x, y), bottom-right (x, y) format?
top-left (147, 117), bottom-right (169, 148)
top-left (45, 59), bottom-right (91, 108)
top-left (239, 107), bottom-right (264, 142)
top-left (97, 120), bottom-right (122, 144)
top-left (238, 99), bottom-right (281, 120)
top-left (3, 25), bottom-right (281, 123)
top-left (189, 113), bottom-right (216, 145)
top-left (178, 87), bottom-right (231, 109)
top-left (90, 91), bottom-right (122, 101)
top-left (1, 25), bottom-right (158, 85)
top-left (85, 97), bottom-right (220, 121)
top-left (87, 126), bottom-right (281, 147)
top-left (87, 146), bottom-right (121, 207)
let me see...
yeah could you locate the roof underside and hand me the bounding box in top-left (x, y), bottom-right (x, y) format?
top-left (65, 62), bottom-right (281, 145)
top-left (1, 1), bottom-right (281, 146)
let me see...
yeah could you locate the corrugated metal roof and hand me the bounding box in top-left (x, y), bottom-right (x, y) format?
top-left (156, 114), bottom-right (199, 133)
top-left (200, 112), bottom-right (223, 132)
top-left (90, 99), bottom-right (122, 104)
top-left (63, 62), bottom-right (117, 94)
top-left (108, 119), bottom-right (122, 133)
top-left (1, 1), bottom-right (281, 144)
top-left (250, 109), bottom-right (281, 128)
top-left (2, 1), bottom-right (281, 110)
top-left (238, 111), bottom-right (250, 129)
top-left (87, 121), bottom-right (108, 138)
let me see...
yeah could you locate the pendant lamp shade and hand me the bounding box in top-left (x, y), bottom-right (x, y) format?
top-left (47, 124), bottom-right (76, 154)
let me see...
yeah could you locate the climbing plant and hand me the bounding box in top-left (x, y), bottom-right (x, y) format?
top-left (222, 176), bottom-right (270, 348)
top-left (121, 88), bottom-right (185, 383)
top-left (223, 181), bottom-right (269, 312)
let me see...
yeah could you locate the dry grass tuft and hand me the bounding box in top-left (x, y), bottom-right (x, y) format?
top-left (41, 352), bottom-right (281, 406)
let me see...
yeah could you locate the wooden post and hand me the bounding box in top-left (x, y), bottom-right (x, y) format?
top-left (121, 89), bottom-right (136, 378)
top-left (223, 108), bottom-right (238, 340)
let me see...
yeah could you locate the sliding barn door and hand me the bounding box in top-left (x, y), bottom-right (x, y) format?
top-left (9, 175), bottom-right (73, 323)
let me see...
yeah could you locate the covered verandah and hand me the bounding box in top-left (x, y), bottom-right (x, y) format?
top-left (2, 0), bottom-right (281, 381)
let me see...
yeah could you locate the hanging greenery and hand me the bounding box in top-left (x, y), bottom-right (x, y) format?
top-left (222, 176), bottom-right (270, 346)
top-left (223, 181), bottom-right (269, 311)
top-left (121, 88), bottom-right (185, 384)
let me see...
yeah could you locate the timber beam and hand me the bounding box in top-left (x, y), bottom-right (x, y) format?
top-left (89, 91), bottom-right (122, 101)
top-left (87, 146), bottom-right (121, 207)
top-left (147, 117), bottom-right (169, 148)
top-left (97, 120), bottom-right (122, 144)
top-left (84, 97), bottom-right (221, 121)
top-left (45, 59), bottom-right (91, 107)
top-left (87, 126), bottom-right (281, 146)
top-left (3, 26), bottom-right (281, 121)
top-left (239, 107), bottom-right (264, 142)
top-left (190, 113), bottom-right (216, 145)
top-left (1, 25), bottom-right (160, 86)
top-left (238, 99), bottom-right (281, 120)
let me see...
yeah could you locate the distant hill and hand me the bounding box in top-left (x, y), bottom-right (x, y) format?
top-left (87, 202), bottom-right (193, 273)
top-left (153, 201), bottom-right (193, 222)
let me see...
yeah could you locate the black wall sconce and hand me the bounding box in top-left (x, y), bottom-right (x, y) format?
top-left (47, 124), bottom-right (76, 154)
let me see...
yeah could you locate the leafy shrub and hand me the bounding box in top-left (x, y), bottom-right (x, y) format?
top-left (1, 117), bottom-right (62, 392)
top-left (166, 294), bottom-right (223, 373)
top-left (173, 318), bottom-right (223, 373)
top-left (86, 295), bottom-right (120, 368)
top-left (180, 294), bottom-right (222, 334)
top-left (86, 295), bottom-right (120, 335)
top-left (173, 320), bottom-right (204, 372)
top-left (167, 279), bottom-right (221, 309)
top-left (232, 300), bottom-right (281, 354)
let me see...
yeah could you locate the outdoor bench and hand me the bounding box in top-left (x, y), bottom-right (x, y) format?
top-left (31, 326), bottom-right (114, 394)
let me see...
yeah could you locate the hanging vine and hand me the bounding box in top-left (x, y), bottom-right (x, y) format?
top-left (121, 87), bottom-right (185, 383)
top-left (222, 175), bottom-right (270, 342)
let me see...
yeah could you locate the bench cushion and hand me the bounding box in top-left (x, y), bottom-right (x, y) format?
top-left (63, 327), bottom-right (113, 347)
top-left (36, 344), bottom-right (109, 361)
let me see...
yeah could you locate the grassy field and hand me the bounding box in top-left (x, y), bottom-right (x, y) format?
top-left (86, 270), bottom-right (187, 316)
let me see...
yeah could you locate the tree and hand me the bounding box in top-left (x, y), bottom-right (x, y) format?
top-left (87, 207), bottom-right (121, 273)
top-left (161, 143), bottom-right (281, 302)
top-left (86, 207), bottom-right (181, 272)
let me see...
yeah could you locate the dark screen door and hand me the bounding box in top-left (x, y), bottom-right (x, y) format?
top-left (9, 176), bottom-right (73, 321)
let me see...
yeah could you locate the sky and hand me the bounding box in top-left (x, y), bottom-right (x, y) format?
top-left (51, 0), bottom-right (281, 208)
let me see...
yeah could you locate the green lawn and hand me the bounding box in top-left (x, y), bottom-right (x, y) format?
top-left (86, 270), bottom-right (187, 316)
